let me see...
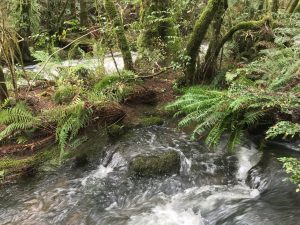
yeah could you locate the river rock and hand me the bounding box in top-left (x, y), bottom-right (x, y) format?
top-left (129, 151), bottom-right (181, 177)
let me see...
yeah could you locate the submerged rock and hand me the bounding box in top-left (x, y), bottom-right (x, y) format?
top-left (107, 124), bottom-right (126, 139)
top-left (129, 151), bottom-right (180, 177)
top-left (139, 116), bottom-right (164, 127)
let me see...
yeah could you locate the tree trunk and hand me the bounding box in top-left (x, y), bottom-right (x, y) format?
top-left (18, 0), bottom-right (34, 64)
top-left (295, 1), bottom-right (300, 12)
top-left (214, 17), bottom-right (272, 61)
top-left (79, 0), bottom-right (88, 26)
top-left (0, 65), bottom-right (8, 104)
top-left (184, 0), bottom-right (221, 85)
top-left (200, 0), bottom-right (228, 82)
top-left (272, 0), bottom-right (280, 12)
top-left (258, 0), bottom-right (265, 10)
top-left (70, 0), bottom-right (76, 18)
top-left (139, 0), bottom-right (178, 58)
top-left (104, 0), bottom-right (134, 71)
top-left (288, 0), bottom-right (300, 12)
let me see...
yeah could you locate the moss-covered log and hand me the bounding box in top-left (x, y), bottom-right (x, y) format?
top-left (139, 0), bottom-right (179, 58)
top-left (288, 0), bottom-right (300, 12)
top-left (0, 66), bottom-right (8, 103)
top-left (184, 0), bottom-right (221, 85)
top-left (0, 135), bottom-right (55, 157)
top-left (104, 0), bottom-right (134, 71)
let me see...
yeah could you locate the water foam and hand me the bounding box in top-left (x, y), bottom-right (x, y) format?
top-left (81, 152), bottom-right (125, 186)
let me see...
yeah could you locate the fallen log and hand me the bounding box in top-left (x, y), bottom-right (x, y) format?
top-left (0, 135), bottom-right (55, 157)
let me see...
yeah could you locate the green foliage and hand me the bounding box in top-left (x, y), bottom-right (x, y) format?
top-left (167, 85), bottom-right (267, 151)
top-left (43, 98), bottom-right (93, 161)
top-left (10, 0), bottom-right (40, 34)
top-left (168, 39), bottom-right (300, 151)
top-left (53, 85), bottom-right (78, 105)
top-left (94, 70), bottom-right (139, 101)
top-left (0, 156), bottom-right (34, 171)
top-left (139, 0), bottom-right (181, 59)
top-left (278, 157), bottom-right (300, 192)
top-left (0, 103), bottom-right (39, 141)
top-left (266, 121), bottom-right (300, 139)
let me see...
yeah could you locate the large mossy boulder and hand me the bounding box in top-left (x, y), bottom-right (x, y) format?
top-left (129, 151), bottom-right (181, 177)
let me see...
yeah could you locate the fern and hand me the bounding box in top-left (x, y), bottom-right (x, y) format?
top-left (41, 98), bottom-right (92, 161)
top-left (167, 72), bottom-right (299, 151)
top-left (0, 103), bottom-right (40, 141)
top-left (266, 121), bottom-right (300, 139)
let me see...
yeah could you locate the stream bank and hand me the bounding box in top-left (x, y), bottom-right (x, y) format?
top-left (0, 124), bottom-right (299, 225)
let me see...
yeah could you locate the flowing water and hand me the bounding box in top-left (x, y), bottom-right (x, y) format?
top-left (3, 52), bottom-right (138, 81)
top-left (0, 125), bottom-right (300, 225)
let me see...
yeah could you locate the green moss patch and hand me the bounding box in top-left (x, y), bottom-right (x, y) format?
top-left (129, 151), bottom-right (181, 177)
top-left (139, 116), bottom-right (164, 127)
top-left (107, 124), bottom-right (126, 139)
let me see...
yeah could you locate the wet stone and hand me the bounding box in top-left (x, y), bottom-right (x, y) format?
top-left (128, 151), bottom-right (181, 177)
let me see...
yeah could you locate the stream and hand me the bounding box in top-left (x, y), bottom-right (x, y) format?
top-left (0, 125), bottom-right (299, 225)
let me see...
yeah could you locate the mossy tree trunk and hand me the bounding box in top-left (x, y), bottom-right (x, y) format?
top-left (184, 0), bottom-right (222, 85)
top-left (70, 0), bottom-right (76, 18)
top-left (288, 0), bottom-right (300, 12)
top-left (295, 1), bottom-right (300, 12)
top-left (215, 17), bottom-right (272, 61)
top-left (258, 0), bottom-right (265, 10)
top-left (18, 0), bottom-right (34, 64)
top-left (272, 0), bottom-right (280, 12)
top-left (200, 0), bottom-right (228, 82)
top-left (57, 0), bottom-right (70, 33)
top-left (139, 0), bottom-right (179, 58)
top-left (199, 17), bottom-right (271, 82)
top-left (79, 0), bottom-right (88, 26)
top-left (104, 0), bottom-right (134, 71)
top-left (0, 66), bottom-right (8, 104)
